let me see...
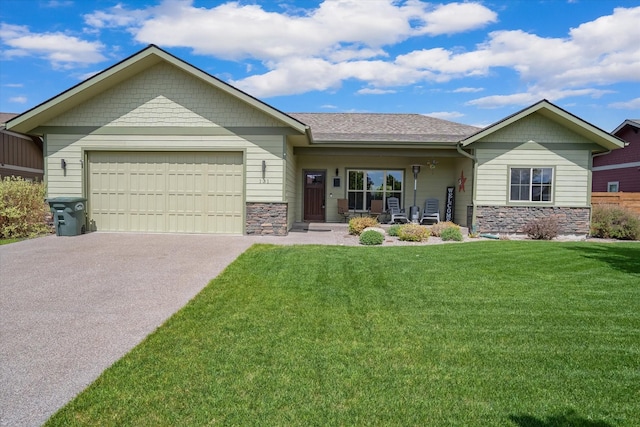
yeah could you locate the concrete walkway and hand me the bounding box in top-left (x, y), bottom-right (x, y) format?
top-left (0, 226), bottom-right (356, 427)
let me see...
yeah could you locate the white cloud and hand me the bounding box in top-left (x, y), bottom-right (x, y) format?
top-left (357, 88), bottom-right (397, 95)
top-left (44, 0), bottom-right (73, 7)
top-left (113, 0), bottom-right (496, 63)
top-left (232, 57), bottom-right (342, 97)
top-left (418, 2), bottom-right (498, 35)
top-left (77, 70), bottom-right (101, 81)
top-left (4, 83), bottom-right (23, 88)
top-left (466, 88), bottom-right (613, 108)
top-left (424, 111), bottom-right (464, 120)
top-left (0, 23), bottom-right (106, 69)
top-left (79, 1), bottom-right (639, 105)
top-left (609, 97), bottom-right (640, 109)
top-left (9, 96), bottom-right (27, 104)
top-left (83, 3), bottom-right (151, 29)
top-left (453, 87), bottom-right (484, 93)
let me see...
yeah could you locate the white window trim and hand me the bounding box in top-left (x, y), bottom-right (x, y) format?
top-left (509, 167), bottom-right (554, 203)
top-left (607, 181), bottom-right (619, 192)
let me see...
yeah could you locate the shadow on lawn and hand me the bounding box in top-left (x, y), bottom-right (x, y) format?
top-left (509, 409), bottom-right (612, 427)
top-left (565, 242), bottom-right (640, 275)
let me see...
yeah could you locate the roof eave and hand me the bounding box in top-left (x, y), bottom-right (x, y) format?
top-left (612, 119), bottom-right (640, 135)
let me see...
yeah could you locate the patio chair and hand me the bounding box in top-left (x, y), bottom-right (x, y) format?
top-left (369, 199), bottom-right (384, 221)
top-left (337, 198), bottom-right (350, 222)
top-left (420, 198), bottom-right (440, 224)
top-left (387, 197), bottom-right (409, 223)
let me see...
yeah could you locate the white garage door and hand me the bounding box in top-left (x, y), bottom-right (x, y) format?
top-left (88, 151), bottom-right (244, 233)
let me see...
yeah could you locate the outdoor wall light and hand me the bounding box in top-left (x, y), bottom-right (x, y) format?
top-left (335, 168), bottom-right (339, 176)
top-left (262, 160), bottom-right (266, 179)
top-left (61, 159), bottom-right (66, 170)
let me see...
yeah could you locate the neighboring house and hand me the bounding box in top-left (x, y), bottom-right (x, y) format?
top-left (1, 113), bottom-right (44, 181)
top-left (592, 119), bottom-right (640, 192)
top-left (5, 45), bottom-right (624, 236)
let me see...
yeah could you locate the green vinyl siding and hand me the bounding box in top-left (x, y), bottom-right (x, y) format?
top-left (45, 133), bottom-right (286, 204)
top-left (475, 146), bottom-right (590, 206)
top-left (44, 63), bottom-right (285, 129)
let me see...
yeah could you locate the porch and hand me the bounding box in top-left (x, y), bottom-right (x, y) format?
top-left (296, 154), bottom-right (473, 226)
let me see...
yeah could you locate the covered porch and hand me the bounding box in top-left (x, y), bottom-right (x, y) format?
top-left (294, 151), bottom-right (473, 226)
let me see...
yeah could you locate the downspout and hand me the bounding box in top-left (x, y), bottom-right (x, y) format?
top-left (588, 148), bottom-right (613, 222)
top-left (456, 142), bottom-right (478, 233)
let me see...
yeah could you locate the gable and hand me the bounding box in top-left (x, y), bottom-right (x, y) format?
top-left (42, 62), bottom-right (285, 129)
top-left (461, 100), bottom-right (624, 152)
top-left (471, 113), bottom-right (601, 149)
top-left (6, 45), bottom-right (307, 136)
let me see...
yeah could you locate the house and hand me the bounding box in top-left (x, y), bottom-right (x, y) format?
top-left (5, 45), bottom-right (625, 236)
top-left (592, 119), bottom-right (640, 192)
top-left (1, 113), bottom-right (44, 181)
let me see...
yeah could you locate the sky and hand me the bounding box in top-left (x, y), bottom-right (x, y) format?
top-left (1, 0), bottom-right (639, 132)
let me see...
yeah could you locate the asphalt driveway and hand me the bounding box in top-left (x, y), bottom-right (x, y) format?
top-left (0, 232), bottom-right (263, 427)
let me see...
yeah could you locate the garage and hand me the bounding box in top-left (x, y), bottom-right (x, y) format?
top-left (88, 151), bottom-right (244, 233)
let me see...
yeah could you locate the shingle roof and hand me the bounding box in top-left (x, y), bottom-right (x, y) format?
top-left (0, 113), bottom-right (19, 125)
top-left (288, 113), bottom-right (480, 143)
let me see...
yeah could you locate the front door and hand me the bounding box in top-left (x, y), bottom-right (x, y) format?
top-left (303, 170), bottom-right (325, 221)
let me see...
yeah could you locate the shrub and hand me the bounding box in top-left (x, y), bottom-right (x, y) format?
top-left (429, 221), bottom-right (460, 237)
top-left (398, 223), bottom-right (430, 242)
top-left (348, 216), bottom-right (379, 235)
top-left (387, 224), bottom-right (402, 237)
top-left (590, 204), bottom-right (640, 240)
top-left (359, 229), bottom-right (384, 245)
top-left (522, 217), bottom-right (559, 240)
top-left (440, 227), bottom-right (463, 241)
top-left (0, 177), bottom-right (50, 239)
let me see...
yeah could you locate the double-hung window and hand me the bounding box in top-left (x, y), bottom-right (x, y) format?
top-left (510, 167), bottom-right (553, 202)
top-left (347, 169), bottom-right (403, 210)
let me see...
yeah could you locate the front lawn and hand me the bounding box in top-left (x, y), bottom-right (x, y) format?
top-left (47, 242), bottom-right (640, 426)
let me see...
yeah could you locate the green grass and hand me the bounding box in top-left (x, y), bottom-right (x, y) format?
top-left (0, 238), bottom-right (21, 245)
top-left (46, 241), bottom-right (640, 426)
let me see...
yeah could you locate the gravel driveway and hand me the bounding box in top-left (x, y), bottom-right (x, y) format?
top-left (0, 232), bottom-right (260, 427)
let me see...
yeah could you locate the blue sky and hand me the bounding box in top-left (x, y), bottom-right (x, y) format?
top-left (1, 0), bottom-right (639, 131)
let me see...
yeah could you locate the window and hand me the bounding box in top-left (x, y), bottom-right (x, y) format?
top-left (510, 167), bottom-right (553, 202)
top-left (607, 181), bottom-right (619, 192)
top-left (347, 169), bottom-right (403, 210)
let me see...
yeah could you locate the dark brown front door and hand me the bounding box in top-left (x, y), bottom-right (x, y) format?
top-left (304, 170), bottom-right (325, 221)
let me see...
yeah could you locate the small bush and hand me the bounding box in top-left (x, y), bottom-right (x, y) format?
top-left (398, 223), bottom-right (430, 242)
top-left (440, 227), bottom-right (463, 241)
top-left (348, 216), bottom-right (379, 235)
top-left (359, 229), bottom-right (384, 245)
top-left (429, 221), bottom-right (460, 237)
top-left (591, 204), bottom-right (640, 240)
top-left (387, 224), bottom-right (401, 237)
top-left (0, 177), bottom-right (50, 239)
top-left (522, 217), bottom-right (559, 240)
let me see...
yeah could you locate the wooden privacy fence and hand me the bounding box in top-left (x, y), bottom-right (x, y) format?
top-left (592, 192), bottom-right (640, 216)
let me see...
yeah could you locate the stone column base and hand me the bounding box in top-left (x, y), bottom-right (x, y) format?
top-left (246, 202), bottom-right (288, 236)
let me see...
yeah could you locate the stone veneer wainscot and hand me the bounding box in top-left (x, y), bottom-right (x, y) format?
top-left (246, 203), bottom-right (288, 236)
top-left (475, 206), bottom-right (591, 235)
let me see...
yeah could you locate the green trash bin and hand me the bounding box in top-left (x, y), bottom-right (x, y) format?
top-left (48, 197), bottom-right (87, 236)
